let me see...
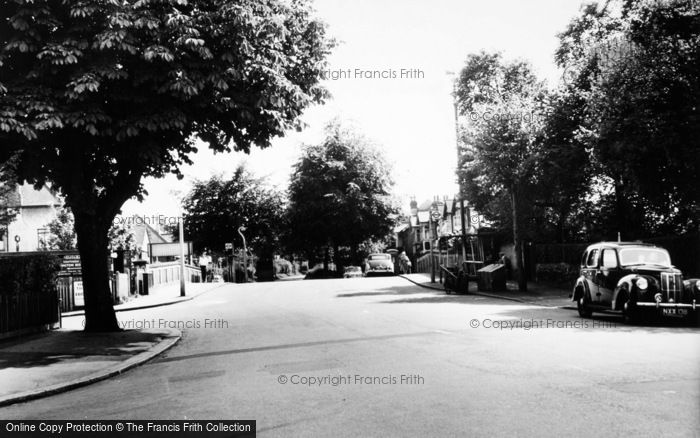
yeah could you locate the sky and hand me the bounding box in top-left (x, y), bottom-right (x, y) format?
top-left (121, 0), bottom-right (586, 220)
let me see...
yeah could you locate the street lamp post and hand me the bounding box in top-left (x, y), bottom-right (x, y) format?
top-left (447, 70), bottom-right (468, 263)
top-left (238, 226), bottom-right (248, 283)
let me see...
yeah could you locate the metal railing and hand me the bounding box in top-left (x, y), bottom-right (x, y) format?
top-left (147, 262), bottom-right (202, 288)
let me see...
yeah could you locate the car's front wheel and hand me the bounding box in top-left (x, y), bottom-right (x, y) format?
top-left (622, 301), bottom-right (639, 325)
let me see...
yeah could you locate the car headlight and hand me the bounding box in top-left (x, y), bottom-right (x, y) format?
top-left (696, 280), bottom-right (700, 290)
top-left (636, 277), bottom-right (648, 290)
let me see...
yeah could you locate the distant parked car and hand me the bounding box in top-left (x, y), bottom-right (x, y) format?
top-left (572, 242), bottom-right (699, 324)
top-left (364, 253), bottom-right (395, 276)
top-left (343, 266), bottom-right (363, 278)
top-left (304, 264), bottom-right (341, 280)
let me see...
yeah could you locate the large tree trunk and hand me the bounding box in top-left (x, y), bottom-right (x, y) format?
top-left (74, 213), bottom-right (120, 332)
top-left (511, 189), bottom-right (527, 292)
top-left (333, 243), bottom-right (342, 274)
top-left (613, 177), bottom-right (628, 240)
top-left (350, 244), bottom-right (359, 266)
top-left (323, 246), bottom-right (330, 271)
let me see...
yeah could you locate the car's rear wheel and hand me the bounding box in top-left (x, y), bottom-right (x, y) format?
top-left (577, 292), bottom-right (592, 318)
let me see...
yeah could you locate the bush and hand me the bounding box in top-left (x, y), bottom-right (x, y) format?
top-left (0, 253), bottom-right (62, 333)
top-left (535, 263), bottom-right (578, 285)
top-left (0, 253), bottom-right (61, 296)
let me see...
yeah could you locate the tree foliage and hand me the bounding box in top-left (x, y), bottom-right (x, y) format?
top-left (556, 0), bottom-right (700, 236)
top-left (458, 0), bottom-right (699, 257)
top-left (286, 122), bottom-right (398, 267)
top-left (39, 205), bottom-right (136, 253)
top-left (0, 167), bottom-right (19, 228)
top-left (182, 165), bottom-right (284, 257)
top-left (456, 52), bottom-right (548, 290)
top-left (0, 0), bottom-right (332, 331)
top-left (39, 206), bottom-right (77, 250)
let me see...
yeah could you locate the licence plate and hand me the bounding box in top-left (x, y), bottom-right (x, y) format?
top-left (662, 308), bottom-right (688, 317)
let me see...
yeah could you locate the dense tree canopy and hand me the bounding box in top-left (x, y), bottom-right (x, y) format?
top-left (556, 0), bottom-right (700, 236)
top-left (286, 122), bottom-right (398, 269)
top-left (0, 0), bottom-right (332, 331)
top-left (457, 0), bottom-right (699, 265)
top-left (182, 165), bottom-right (284, 257)
top-left (456, 52), bottom-right (547, 290)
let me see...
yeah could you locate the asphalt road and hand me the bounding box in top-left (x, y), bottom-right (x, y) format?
top-left (2, 276), bottom-right (698, 437)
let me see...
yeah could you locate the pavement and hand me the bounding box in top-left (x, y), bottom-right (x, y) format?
top-left (62, 281), bottom-right (227, 317)
top-left (399, 272), bottom-right (575, 309)
top-left (0, 281), bottom-right (226, 407)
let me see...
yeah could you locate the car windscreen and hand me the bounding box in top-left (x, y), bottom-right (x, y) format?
top-left (618, 248), bottom-right (671, 267)
top-left (368, 255), bottom-right (390, 260)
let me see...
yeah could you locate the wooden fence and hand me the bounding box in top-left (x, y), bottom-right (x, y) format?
top-left (56, 275), bottom-right (121, 312)
top-left (0, 289), bottom-right (59, 336)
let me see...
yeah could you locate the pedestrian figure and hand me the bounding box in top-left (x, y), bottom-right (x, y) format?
top-left (399, 251), bottom-right (411, 274)
top-left (199, 249), bottom-right (211, 282)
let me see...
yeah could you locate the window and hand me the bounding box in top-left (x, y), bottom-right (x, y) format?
top-left (586, 249), bottom-right (599, 267)
top-left (368, 254), bottom-right (390, 261)
top-left (601, 249), bottom-right (618, 268)
top-left (619, 248), bottom-right (671, 267)
top-left (37, 227), bottom-right (50, 250)
top-left (581, 251), bottom-right (588, 267)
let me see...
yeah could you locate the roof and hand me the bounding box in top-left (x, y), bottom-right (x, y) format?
top-left (586, 242), bottom-right (656, 249)
top-left (2, 183), bottom-right (62, 208)
top-left (417, 199), bottom-right (433, 210)
top-left (394, 223), bottom-right (409, 233)
top-left (133, 222), bottom-right (169, 247)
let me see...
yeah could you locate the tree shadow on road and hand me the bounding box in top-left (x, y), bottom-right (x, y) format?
top-left (0, 330), bottom-right (169, 369)
top-left (340, 282), bottom-right (700, 332)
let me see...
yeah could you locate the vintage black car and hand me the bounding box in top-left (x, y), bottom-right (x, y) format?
top-left (572, 242), bottom-right (699, 323)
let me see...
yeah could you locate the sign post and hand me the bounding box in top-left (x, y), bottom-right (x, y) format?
top-left (430, 208), bottom-right (441, 283)
top-left (73, 280), bottom-right (84, 307)
top-left (179, 215), bottom-right (186, 297)
top-left (225, 242), bottom-right (235, 283)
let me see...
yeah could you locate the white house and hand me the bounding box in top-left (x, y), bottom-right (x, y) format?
top-left (1, 183), bottom-right (62, 252)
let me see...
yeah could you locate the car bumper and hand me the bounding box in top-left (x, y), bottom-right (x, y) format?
top-left (366, 269), bottom-right (394, 274)
top-left (635, 300), bottom-right (697, 318)
top-left (635, 300), bottom-right (696, 310)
